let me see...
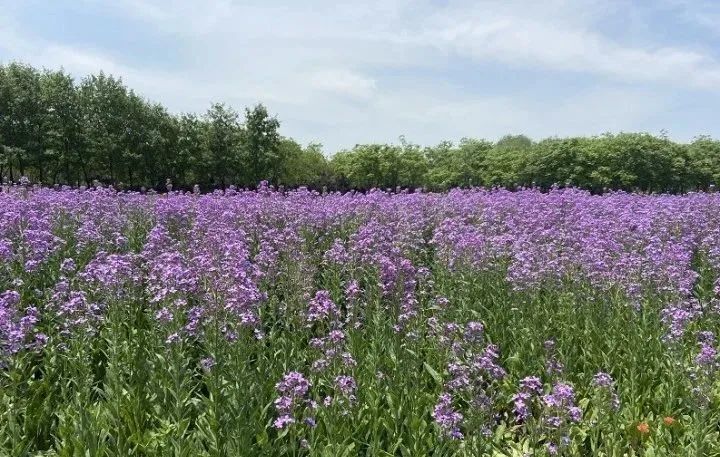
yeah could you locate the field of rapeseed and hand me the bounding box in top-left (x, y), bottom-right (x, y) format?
top-left (2, 182), bottom-right (720, 456)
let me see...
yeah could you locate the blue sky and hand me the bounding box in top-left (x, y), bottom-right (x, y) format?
top-left (2, 0), bottom-right (720, 152)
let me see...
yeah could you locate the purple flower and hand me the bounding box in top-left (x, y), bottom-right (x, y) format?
top-left (273, 371), bottom-right (312, 430)
top-left (432, 393), bottom-right (464, 439)
top-left (464, 321), bottom-right (484, 342)
top-left (334, 375), bottom-right (357, 397)
top-left (546, 442), bottom-right (559, 455)
top-left (568, 406), bottom-right (583, 423)
top-left (276, 371), bottom-right (311, 397)
top-left (1, 291), bottom-right (44, 356)
top-left (273, 414), bottom-right (295, 429)
top-left (546, 416), bottom-right (562, 428)
top-left (592, 371), bottom-right (620, 411)
top-left (512, 376), bottom-right (544, 422)
top-left (200, 357), bottom-right (215, 372)
top-left (696, 342), bottom-right (717, 367)
top-left (591, 372), bottom-right (614, 388)
top-left (155, 307), bottom-right (173, 323)
top-left (274, 396), bottom-right (293, 413)
top-left (698, 331), bottom-right (716, 343)
top-left (520, 376), bottom-right (543, 394)
top-left (512, 392), bottom-right (532, 422)
top-left (543, 382), bottom-right (575, 408)
top-left (306, 290), bottom-right (339, 324)
top-left (60, 258), bottom-right (77, 273)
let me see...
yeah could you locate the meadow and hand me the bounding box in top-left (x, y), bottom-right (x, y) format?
top-left (1, 182), bottom-right (720, 456)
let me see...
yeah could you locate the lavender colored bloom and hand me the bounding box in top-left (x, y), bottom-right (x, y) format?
top-left (544, 339), bottom-right (565, 376)
top-left (60, 258), bottom-right (77, 273)
top-left (512, 392), bottom-right (533, 422)
top-left (592, 371), bottom-right (620, 412)
top-left (155, 307), bottom-right (173, 323)
top-left (695, 342), bottom-right (717, 367)
top-left (512, 376), bottom-right (545, 422)
top-left (543, 382), bottom-right (575, 408)
top-left (335, 375), bottom-right (357, 399)
top-left (200, 357), bottom-right (216, 372)
top-left (340, 352), bottom-right (357, 367)
top-left (1, 291), bottom-right (45, 356)
top-left (311, 358), bottom-right (330, 372)
top-left (274, 396), bottom-right (293, 412)
top-left (592, 372), bottom-right (614, 388)
top-left (306, 290), bottom-right (339, 324)
top-left (432, 393), bottom-right (464, 439)
top-left (546, 416), bottom-right (562, 428)
top-left (546, 442), bottom-right (559, 455)
top-left (273, 414), bottom-right (295, 429)
top-left (473, 344), bottom-right (507, 380)
top-left (276, 371), bottom-right (311, 398)
top-left (0, 239), bottom-right (13, 261)
top-left (464, 321), bottom-right (484, 342)
top-left (520, 376), bottom-right (543, 394)
top-left (698, 331), bottom-right (716, 343)
top-left (661, 300), bottom-right (701, 343)
top-left (273, 371), bottom-right (312, 430)
top-left (568, 406), bottom-right (582, 423)
top-left (327, 330), bottom-right (345, 343)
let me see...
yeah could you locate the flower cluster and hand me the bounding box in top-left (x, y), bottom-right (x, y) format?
top-left (591, 371), bottom-right (620, 412)
top-left (511, 376), bottom-right (543, 422)
top-left (541, 382), bottom-right (582, 454)
top-left (432, 320), bottom-right (506, 439)
top-left (274, 371), bottom-right (312, 429)
top-left (309, 330), bottom-right (356, 373)
top-left (0, 290), bottom-right (46, 359)
top-left (432, 393), bottom-right (464, 439)
top-left (306, 290), bottom-right (340, 325)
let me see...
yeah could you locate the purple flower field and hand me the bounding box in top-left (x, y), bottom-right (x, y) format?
top-left (2, 182), bottom-right (720, 455)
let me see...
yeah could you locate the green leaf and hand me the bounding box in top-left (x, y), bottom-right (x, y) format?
top-left (423, 362), bottom-right (442, 385)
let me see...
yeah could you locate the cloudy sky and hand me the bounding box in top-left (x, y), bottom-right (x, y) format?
top-left (2, 0), bottom-right (720, 152)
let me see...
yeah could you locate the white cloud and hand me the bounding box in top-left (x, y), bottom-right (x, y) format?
top-left (309, 69), bottom-right (377, 99)
top-left (417, 2), bottom-right (720, 90)
top-left (1, 0), bottom-right (719, 150)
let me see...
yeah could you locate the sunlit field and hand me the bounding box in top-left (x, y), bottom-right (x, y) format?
top-left (2, 183), bottom-right (720, 456)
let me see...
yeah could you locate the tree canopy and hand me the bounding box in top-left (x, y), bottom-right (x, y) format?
top-left (1, 61), bottom-right (718, 192)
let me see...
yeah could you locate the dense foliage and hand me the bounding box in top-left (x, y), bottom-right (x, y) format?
top-left (2, 62), bottom-right (720, 192)
top-left (2, 182), bottom-right (720, 455)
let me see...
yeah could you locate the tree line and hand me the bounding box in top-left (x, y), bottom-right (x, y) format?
top-left (1, 61), bottom-right (719, 192)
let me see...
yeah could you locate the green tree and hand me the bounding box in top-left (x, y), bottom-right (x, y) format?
top-left (687, 136), bottom-right (720, 189)
top-left (279, 140), bottom-right (332, 189)
top-left (78, 72), bottom-right (130, 183)
top-left (205, 103), bottom-right (242, 187)
top-left (331, 144), bottom-right (406, 189)
top-left (425, 140), bottom-right (456, 189)
top-left (495, 134), bottom-right (533, 152)
top-left (397, 138), bottom-right (428, 188)
top-left (39, 68), bottom-right (84, 184)
top-left (525, 137), bottom-right (592, 189)
top-left (177, 113), bottom-right (209, 187)
top-left (0, 62), bottom-right (44, 180)
top-left (587, 133), bottom-right (687, 192)
top-left (242, 104), bottom-right (281, 186)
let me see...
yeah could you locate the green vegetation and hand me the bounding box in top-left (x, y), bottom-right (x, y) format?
top-left (1, 61), bottom-right (719, 192)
